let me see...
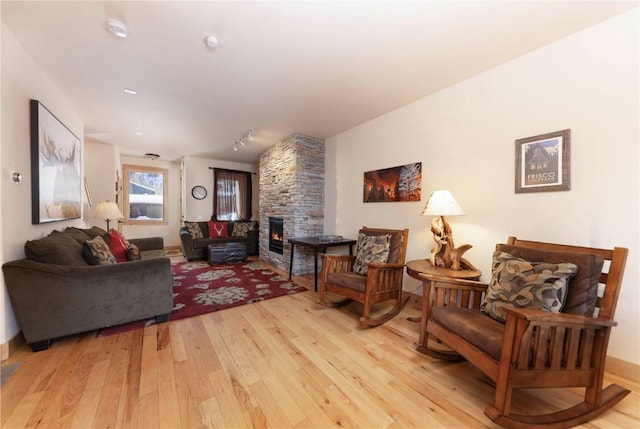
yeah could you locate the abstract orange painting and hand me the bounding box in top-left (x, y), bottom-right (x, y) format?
top-left (363, 162), bottom-right (422, 202)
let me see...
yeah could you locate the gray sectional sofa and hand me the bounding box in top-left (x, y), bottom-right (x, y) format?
top-left (2, 226), bottom-right (173, 351)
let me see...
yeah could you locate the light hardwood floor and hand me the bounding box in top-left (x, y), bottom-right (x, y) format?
top-left (1, 258), bottom-right (638, 428)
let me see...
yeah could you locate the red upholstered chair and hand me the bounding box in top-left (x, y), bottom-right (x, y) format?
top-left (318, 226), bottom-right (410, 327)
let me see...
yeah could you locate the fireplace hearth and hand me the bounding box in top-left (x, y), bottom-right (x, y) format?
top-left (268, 217), bottom-right (284, 254)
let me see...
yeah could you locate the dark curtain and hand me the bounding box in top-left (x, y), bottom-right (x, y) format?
top-left (213, 168), bottom-right (252, 221)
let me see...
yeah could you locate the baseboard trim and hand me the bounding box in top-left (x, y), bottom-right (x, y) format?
top-left (0, 332), bottom-right (25, 362)
top-left (606, 356), bottom-right (639, 383)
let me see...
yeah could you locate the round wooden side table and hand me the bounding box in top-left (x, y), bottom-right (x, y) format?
top-left (406, 259), bottom-right (482, 355)
top-left (406, 259), bottom-right (481, 283)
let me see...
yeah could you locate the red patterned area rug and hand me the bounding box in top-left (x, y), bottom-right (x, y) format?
top-left (97, 260), bottom-right (307, 337)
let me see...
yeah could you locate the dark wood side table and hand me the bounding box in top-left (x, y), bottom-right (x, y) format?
top-left (406, 259), bottom-right (481, 354)
top-left (288, 236), bottom-right (357, 291)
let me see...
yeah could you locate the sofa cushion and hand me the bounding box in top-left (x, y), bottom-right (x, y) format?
top-left (84, 226), bottom-right (108, 238)
top-left (59, 227), bottom-right (92, 245)
top-left (231, 222), bottom-right (252, 238)
top-left (185, 221), bottom-right (204, 239)
top-left (82, 236), bottom-right (117, 265)
top-left (352, 233), bottom-right (391, 275)
top-left (208, 221), bottom-right (228, 238)
top-left (25, 233), bottom-right (89, 266)
top-left (108, 229), bottom-right (129, 263)
top-left (481, 250), bottom-right (578, 323)
top-left (495, 244), bottom-right (604, 317)
top-left (139, 249), bottom-right (166, 260)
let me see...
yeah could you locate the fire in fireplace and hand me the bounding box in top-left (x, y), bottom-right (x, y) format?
top-left (268, 217), bottom-right (284, 254)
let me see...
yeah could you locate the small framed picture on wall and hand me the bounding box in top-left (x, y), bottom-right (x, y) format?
top-left (515, 129), bottom-right (570, 193)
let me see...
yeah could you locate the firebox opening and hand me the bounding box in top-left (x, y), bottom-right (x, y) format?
top-left (269, 217), bottom-right (284, 254)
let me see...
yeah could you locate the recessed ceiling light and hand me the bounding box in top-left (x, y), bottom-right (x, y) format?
top-left (123, 88), bottom-right (137, 95)
top-left (106, 18), bottom-right (128, 38)
top-left (205, 35), bottom-right (219, 49)
top-left (134, 132), bottom-right (143, 136)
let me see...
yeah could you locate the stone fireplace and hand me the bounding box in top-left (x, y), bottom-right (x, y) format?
top-left (259, 133), bottom-right (325, 274)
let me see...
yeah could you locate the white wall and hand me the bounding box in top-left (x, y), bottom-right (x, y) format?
top-left (85, 140), bottom-right (119, 215)
top-left (182, 156), bottom-right (258, 222)
top-left (325, 10), bottom-right (639, 364)
top-left (1, 23), bottom-right (87, 344)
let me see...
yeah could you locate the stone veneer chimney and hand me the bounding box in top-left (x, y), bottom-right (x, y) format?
top-left (258, 133), bottom-right (324, 274)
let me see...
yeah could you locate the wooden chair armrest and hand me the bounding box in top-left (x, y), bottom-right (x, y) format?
top-left (366, 263), bottom-right (405, 280)
top-left (503, 307), bottom-right (617, 328)
top-left (367, 262), bottom-right (405, 270)
top-left (420, 275), bottom-right (488, 311)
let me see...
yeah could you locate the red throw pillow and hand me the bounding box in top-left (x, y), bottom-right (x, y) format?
top-left (208, 221), bottom-right (228, 238)
top-left (108, 229), bottom-right (129, 262)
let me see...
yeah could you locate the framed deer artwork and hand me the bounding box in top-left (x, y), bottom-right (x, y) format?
top-left (30, 100), bottom-right (82, 224)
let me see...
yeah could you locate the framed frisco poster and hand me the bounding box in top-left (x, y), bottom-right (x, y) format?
top-left (30, 99), bottom-right (82, 224)
top-left (363, 162), bottom-right (422, 202)
top-left (515, 129), bottom-right (570, 194)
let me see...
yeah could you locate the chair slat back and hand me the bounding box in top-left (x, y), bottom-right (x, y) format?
top-left (506, 237), bottom-right (628, 320)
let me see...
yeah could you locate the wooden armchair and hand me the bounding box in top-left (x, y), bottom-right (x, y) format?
top-left (419, 237), bottom-right (629, 429)
top-left (318, 227), bottom-right (410, 327)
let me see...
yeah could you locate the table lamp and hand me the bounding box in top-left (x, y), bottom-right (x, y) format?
top-left (421, 190), bottom-right (472, 270)
top-left (93, 201), bottom-right (124, 230)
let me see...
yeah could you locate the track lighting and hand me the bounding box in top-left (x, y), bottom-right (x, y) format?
top-left (231, 128), bottom-right (254, 152)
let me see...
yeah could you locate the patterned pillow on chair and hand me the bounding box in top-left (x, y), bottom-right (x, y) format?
top-left (352, 233), bottom-right (391, 275)
top-left (481, 250), bottom-right (578, 323)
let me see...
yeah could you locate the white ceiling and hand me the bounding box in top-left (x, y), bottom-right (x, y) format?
top-left (2, 1), bottom-right (637, 163)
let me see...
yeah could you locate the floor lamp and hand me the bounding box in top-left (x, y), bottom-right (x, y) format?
top-left (93, 201), bottom-right (124, 230)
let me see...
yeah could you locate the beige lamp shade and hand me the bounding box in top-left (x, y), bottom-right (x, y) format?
top-left (421, 190), bottom-right (465, 217)
top-left (93, 201), bottom-right (123, 230)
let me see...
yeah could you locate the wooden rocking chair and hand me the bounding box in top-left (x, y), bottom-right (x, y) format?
top-left (318, 227), bottom-right (410, 327)
top-left (418, 236), bottom-right (629, 428)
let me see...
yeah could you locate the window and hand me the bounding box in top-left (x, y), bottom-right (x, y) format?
top-left (123, 164), bottom-right (168, 224)
top-left (214, 168), bottom-right (252, 220)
